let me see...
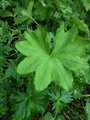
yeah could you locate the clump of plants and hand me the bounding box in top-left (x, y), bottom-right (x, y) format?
top-left (0, 0), bottom-right (90, 120)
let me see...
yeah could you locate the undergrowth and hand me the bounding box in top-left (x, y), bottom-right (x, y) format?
top-left (0, 0), bottom-right (90, 120)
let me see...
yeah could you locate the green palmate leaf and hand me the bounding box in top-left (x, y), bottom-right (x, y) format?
top-left (13, 89), bottom-right (45, 120)
top-left (16, 23), bottom-right (89, 91)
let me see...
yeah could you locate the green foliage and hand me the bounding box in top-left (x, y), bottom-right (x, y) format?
top-left (12, 90), bottom-right (45, 120)
top-left (74, 18), bottom-right (89, 35)
top-left (82, 0), bottom-right (90, 11)
top-left (84, 68), bottom-right (90, 84)
top-left (85, 101), bottom-right (90, 120)
top-left (48, 88), bottom-right (73, 114)
top-left (16, 23), bottom-right (89, 91)
top-left (41, 112), bottom-right (64, 120)
top-left (0, 0), bottom-right (90, 120)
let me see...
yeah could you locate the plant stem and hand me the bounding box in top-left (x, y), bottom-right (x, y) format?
top-left (80, 94), bottom-right (90, 98)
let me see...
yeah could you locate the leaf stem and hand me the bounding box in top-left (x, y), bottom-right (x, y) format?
top-left (29, 16), bottom-right (39, 26)
top-left (80, 94), bottom-right (90, 98)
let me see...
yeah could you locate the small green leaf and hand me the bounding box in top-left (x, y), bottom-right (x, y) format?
top-left (27, 0), bottom-right (34, 16)
top-left (82, 0), bottom-right (90, 11)
top-left (43, 112), bottom-right (54, 120)
top-left (22, 0), bottom-right (34, 17)
top-left (84, 68), bottom-right (90, 84)
top-left (14, 16), bottom-right (28, 25)
top-left (74, 18), bottom-right (89, 35)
